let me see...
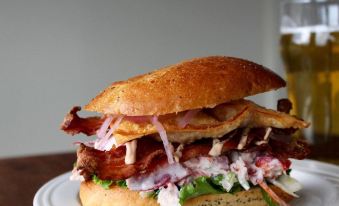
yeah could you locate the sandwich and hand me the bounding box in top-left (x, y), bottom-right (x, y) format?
top-left (61, 56), bottom-right (310, 206)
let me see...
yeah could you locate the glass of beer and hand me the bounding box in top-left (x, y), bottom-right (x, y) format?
top-left (280, 0), bottom-right (339, 160)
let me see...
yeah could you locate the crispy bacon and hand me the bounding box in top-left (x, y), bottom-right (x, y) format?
top-left (277, 99), bottom-right (292, 114)
top-left (76, 127), bottom-right (309, 181)
top-left (270, 138), bottom-right (310, 160)
top-left (77, 138), bottom-right (167, 180)
top-left (77, 136), bottom-right (239, 181)
top-left (180, 134), bottom-right (239, 162)
top-left (60, 106), bottom-right (103, 136)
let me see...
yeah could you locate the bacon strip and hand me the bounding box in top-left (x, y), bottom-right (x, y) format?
top-left (76, 128), bottom-right (309, 181)
top-left (60, 106), bottom-right (103, 136)
top-left (270, 138), bottom-right (310, 160)
top-left (77, 138), bottom-right (167, 180)
top-left (77, 137), bottom-right (236, 181)
top-left (277, 99), bottom-right (292, 114)
top-left (180, 135), bottom-right (239, 162)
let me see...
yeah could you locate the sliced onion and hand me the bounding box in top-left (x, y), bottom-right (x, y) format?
top-left (96, 116), bottom-right (114, 138)
top-left (101, 136), bottom-right (118, 151)
top-left (177, 109), bottom-right (200, 128)
top-left (151, 116), bottom-right (174, 164)
top-left (184, 156), bottom-right (229, 177)
top-left (126, 163), bottom-right (188, 191)
top-left (157, 183), bottom-right (181, 206)
top-left (109, 115), bottom-right (124, 132)
top-left (94, 115), bottom-right (124, 151)
top-left (258, 180), bottom-right (290, 206)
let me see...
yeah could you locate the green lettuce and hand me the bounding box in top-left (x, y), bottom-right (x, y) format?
top-left (210, 174), bottom-right (226, 191)
top-left (116, 179), bottom-right (127, 188)
top-left (211, 172), bottom-right (238, 192)
top-left (179, 176), bottom-right (222, 204)
top-left (179, 174), bottom-right (245, 204)
top-left (92, 175), bottom-right (113, 189)
top-left (92, 175), bottom-right (127, 190)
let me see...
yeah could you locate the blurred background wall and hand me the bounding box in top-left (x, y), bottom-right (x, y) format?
top-left (0, 0), bottom-right (283, 157)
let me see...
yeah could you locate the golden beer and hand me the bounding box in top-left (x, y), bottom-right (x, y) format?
top-left (281, 31), bottom-right (339, 158)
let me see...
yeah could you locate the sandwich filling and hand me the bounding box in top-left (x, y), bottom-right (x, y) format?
top-left (62, 99), bottom-right (309, 206)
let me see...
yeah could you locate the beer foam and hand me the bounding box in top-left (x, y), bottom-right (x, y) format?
top-left (281, 25), bottom-right (339, 46)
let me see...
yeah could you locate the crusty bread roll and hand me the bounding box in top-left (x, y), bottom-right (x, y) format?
top-left (84, 56), bottom-right (285, 116)
top-left (78, 56), bottom-right (292, 206)
top-left (80, 182), bottom-right (159, 206)
top-left (79, 182), bottom-right (293, 206)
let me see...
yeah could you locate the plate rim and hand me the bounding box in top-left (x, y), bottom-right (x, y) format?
top-left (33, 171), bottom-right (76, 206)
top-left (33, 159), bottom-right (339, 206)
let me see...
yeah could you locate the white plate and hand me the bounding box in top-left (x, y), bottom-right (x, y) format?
top-left (34, 159), bottom-right (339, 206)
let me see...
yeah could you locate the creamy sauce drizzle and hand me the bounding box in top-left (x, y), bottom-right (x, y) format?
top-left (125, 139), bottom-right (137, 164)
top-left (208, 139), bottom-right (225, 156)
top-left (174, 144), bottom-right (184, 162)
top-left (255, 127), bottom-right (272, 145)
top-left (237, 128), bottom-right (250, 150)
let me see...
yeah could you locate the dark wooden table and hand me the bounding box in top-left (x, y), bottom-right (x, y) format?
top-left (0, 153), bottom-right (76, 206)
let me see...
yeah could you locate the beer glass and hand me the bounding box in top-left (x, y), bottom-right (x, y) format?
top-left (280, 0), bottom-right (339, 159)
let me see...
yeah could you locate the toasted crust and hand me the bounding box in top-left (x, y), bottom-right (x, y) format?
top-left (79, 182), bottom-right (293, 206)
top-left (84, 56), bottom-right (286, 116)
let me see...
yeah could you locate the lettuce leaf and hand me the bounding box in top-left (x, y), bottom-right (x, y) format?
top-left (210, 174), bottom-right (226, 191)
top-left (116, 179), bottom-right (127, 188)
top-left (92, 175), bottom-right (127, 189)
top-left (211, 172), bottom-right (238, 192)
top-left (229, 182), bottom-right (243, 194)
top-left (92, 175), bottom-right (113, 189)
top-left (178, 174), bottom-right (246, 204)
top-left (179, 177), bottom-right (222, 204)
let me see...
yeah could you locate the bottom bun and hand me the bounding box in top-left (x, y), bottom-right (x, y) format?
top-left (79, 181), bottom-right (293, 206)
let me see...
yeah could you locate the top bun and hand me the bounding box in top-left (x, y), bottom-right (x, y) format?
top-left (84, 56), bottom-right (285, 116)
